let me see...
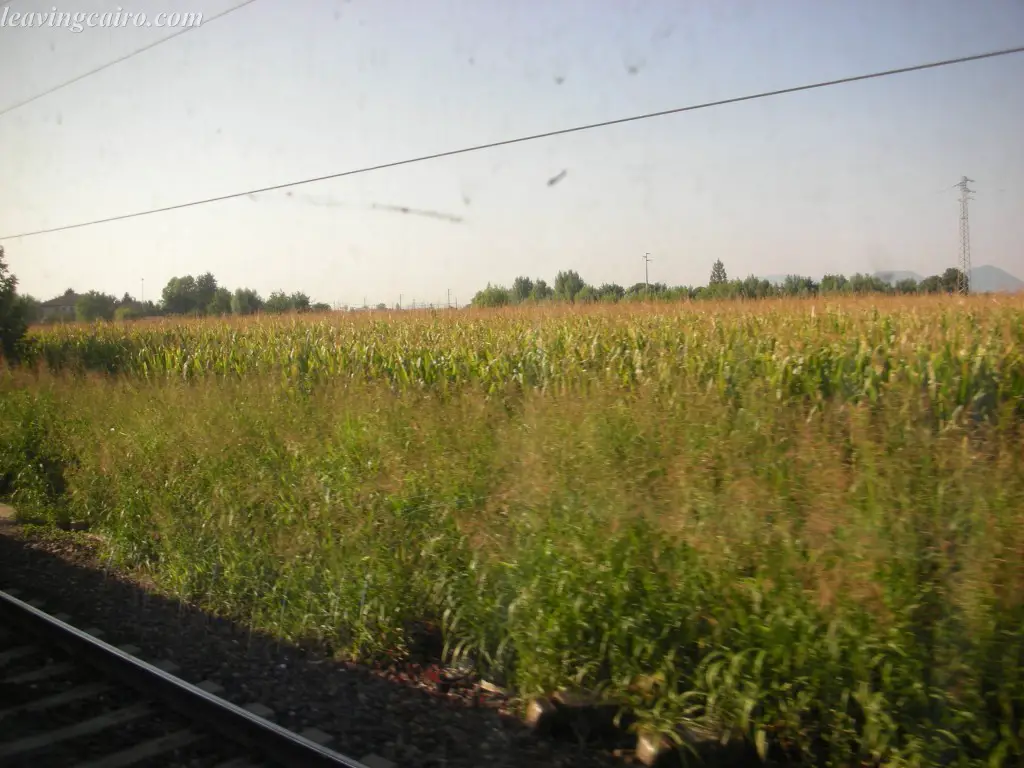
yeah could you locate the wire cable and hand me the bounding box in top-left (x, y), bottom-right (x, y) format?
top-left (2, 44), bottom-right (1022, 242)
top-left (0, 0), bottom-right (259, 119)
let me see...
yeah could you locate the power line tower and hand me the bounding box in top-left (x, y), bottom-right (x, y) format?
top-left (642, 252), bottom-right (653, 289)
top-left (955, 176), bottom-right (975, 296)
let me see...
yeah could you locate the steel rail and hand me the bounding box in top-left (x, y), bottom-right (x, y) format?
top-left (0, 588), bottom-right (370, 768)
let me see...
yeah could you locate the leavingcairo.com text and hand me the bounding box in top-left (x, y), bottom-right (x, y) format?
top-left (0, 7), bottom-right (204, 33)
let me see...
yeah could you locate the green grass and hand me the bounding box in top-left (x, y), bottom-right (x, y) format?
top-left (3, 296), bottom-right (1024, 766)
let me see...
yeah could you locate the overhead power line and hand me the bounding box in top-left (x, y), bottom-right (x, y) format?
top-left (2, 44), bottom-right (1022, 242)
top-left (0, 0), bottom-right (259, 119)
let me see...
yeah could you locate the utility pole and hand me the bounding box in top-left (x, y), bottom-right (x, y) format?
top-left (141, 278), bottom-right (144, 304)
top-left (955, 176), bottom-right (975, 296)
top-left (399, 294), bottom-right (402, 310)
top-left (447, 288), bottom-right (451, 309)
top-left (642, 252), bottom-right (653, 290)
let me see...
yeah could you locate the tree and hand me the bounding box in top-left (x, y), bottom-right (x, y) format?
top-left (471, 284), bottom-right (512, 308)
top-left (596, 283), bottom-right (625, 302)
top-left (529, 279), bottom-right (554, 302)
top-left (782, 275), bottom-right (818, 297)
top-left (312, 302), bottom-right (332, 312)
top-left (16, 295), bottom-right (42, 324)
top-left (289, 292), bottom-right (311, 312)
top-left (162, 276), bottom-right (199, 315)
top-left (194, 272), bottom-right (219, 312)
top-left (941, 267), bottom-right (964, 294)
top-left (264, 291), bottom-right (293, 314)
top-left (114, 305), bottom-right (143, 322)
top-left (554, 270), bottom-right (585, 302)
top-left (511, 276), bottom-right (535, 303)
top-left (894, 278), bottom-right (918, 295)
top-left (207, 287), bottom-right (233, 316)
top-left (918, 275), bottom-right (943, 294)
top-left (75, 291), bottom-right (118, 322)
top-left (231, 288), bottom-right (263, 316)
top-left (847, 273), bottom-right (890, 295)
top-left (624, 282), bottom-right (649, 299)
top-left (709, 260), bottom-right (728, 285)
top-left (0, 246), bottom-right (29, 361)
top-left (820, 274), bottom-right (849, 293)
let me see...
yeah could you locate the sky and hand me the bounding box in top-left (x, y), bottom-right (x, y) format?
top-left (1, 0), bottom-right (1022, 308)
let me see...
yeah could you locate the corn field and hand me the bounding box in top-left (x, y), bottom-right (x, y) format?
top-left (22, 297), bottom-right (1024, 423)
top-left (4, 295), bottom-right (1024, 766)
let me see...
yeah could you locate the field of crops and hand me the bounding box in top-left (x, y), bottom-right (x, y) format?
top-left (3, 295), bottom-right (1024, 766)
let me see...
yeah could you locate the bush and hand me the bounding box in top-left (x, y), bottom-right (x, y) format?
top-left (0, 246), bottom-right (28, 362)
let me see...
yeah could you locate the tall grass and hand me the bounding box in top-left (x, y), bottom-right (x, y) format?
top-left (3, 295), bottom-right (1024, 765)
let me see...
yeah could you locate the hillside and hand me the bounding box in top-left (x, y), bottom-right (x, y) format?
top-left (969, 265), bottom-right (1024, 293)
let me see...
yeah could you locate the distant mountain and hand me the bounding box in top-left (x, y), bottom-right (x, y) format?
top-left (873, 270), bottom-right (924, 285)
top-left (969, 265), bottom-right (1024, 293)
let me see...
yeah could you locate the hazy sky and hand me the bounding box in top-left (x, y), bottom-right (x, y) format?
top-left (2, 0), bottom-right (1022, 307)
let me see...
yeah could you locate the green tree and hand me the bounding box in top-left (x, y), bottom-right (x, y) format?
top-left (207, 287), bottom-right (233, 316)
top-left (738, 275), bottom-right (773, 299)
top-left (820, 274), bottom-right (849, 293)
top-left (529, 279), bottom-right (554, 302)
top-left (894, 278), bottom-right (918, 295)
top-left (596, 283), bottom-right (625, 302)
top-left (554, 270), bottom-right (585, 302)
top-left (114, 305), bottom-right (143, 322)
top-left (0, 246), bottom-right (29, 361)
top-left (471, 284), bottom-right (513, 308)
top-left (782, 275), bottom-right (818, 297)
top-left (709, 259), bottom-right (728, 285)
top-left (263, 291), bottom-right (293, 314)
top-left (194, 272), bottom-right (219, 313)
top-left (511, 276), bottom-right (535, 303)
top-left (918, 275), bottom-right (943, 294)
top-left (847, 273), bottom-right (890, 294)
top-left (75, 291), bottom-right (118, 322)
top-left (16, 295), bottom-right (42, 324)
top-left (162, 276), bottom-right (199, 315)
top-left (312, 302), bottom-right (332, 312)
top-left (941, 267), bottom-right (964, 294)
top-left (231, 288), bottom-right (263, 315)
top-left (289, 292), bottom-right (311, 312)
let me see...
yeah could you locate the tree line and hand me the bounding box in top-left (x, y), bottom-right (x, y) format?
top-left (471, 261), bottom-right (969, 307)
top-left (16, 269), bottom-right (333, 324)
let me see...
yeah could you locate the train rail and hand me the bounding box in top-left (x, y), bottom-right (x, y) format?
top-left (0, 587), bottom-right (383, 768)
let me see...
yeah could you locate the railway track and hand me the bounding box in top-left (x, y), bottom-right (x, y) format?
top-left (0, 587), bottom-right (386, 768)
